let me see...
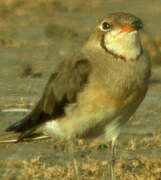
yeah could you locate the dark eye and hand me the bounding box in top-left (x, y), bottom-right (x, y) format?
top-left (100, 21), bottom-right (111, 31)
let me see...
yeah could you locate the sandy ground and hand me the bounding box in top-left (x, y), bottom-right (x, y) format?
top-left (0, 0), bottom-right (161, 179)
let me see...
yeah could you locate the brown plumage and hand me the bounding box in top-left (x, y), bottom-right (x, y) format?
top-left (6, 58), bottom-right (92, 140)
top-left (2, 12), bottom-right (151, 180)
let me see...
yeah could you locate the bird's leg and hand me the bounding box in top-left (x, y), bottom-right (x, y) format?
top-left (110, 140), bottom-right (116, 180)
top-left (69, 141), bottom-right (80, 180)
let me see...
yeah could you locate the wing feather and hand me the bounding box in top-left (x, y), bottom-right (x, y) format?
top-left (6, 58), bottom-right (91, 140)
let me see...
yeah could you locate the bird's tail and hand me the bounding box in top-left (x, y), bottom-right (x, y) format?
top-left (0, 131), bottom-right (50, 144)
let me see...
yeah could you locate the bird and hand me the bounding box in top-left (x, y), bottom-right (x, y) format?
top-left (0, 12), bottom-right (151, 180)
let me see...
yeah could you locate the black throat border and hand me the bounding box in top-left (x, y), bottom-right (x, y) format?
top-left (101, 34), bottom-right (143, 61)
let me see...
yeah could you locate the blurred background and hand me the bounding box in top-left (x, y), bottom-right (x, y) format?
top-left (0, 1), bottom-right (160, 179)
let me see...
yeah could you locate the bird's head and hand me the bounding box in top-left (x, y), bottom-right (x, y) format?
top-left (88, 12), bottom-right (143, 61)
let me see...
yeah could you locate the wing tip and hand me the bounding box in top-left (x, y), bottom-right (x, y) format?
top-left (5, 121), bottom-right (22, 132)
top-left (5, 115), bottom-right (31, 133)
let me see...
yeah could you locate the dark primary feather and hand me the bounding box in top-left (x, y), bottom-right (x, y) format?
top-left (6, 58), bottom-right (91, 140)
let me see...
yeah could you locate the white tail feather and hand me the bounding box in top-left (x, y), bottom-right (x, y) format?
top-left (0, 134), bottom-right (50, 144)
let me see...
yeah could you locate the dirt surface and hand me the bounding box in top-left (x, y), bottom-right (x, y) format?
top-left (0, 0), bottom-right (161, 179)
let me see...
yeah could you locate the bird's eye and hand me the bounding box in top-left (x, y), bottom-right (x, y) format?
top-left (100, 22), bottom-right (111, 31)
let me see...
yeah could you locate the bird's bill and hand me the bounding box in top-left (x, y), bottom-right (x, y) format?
top-left (120, 25), bottom-right (134, 33)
